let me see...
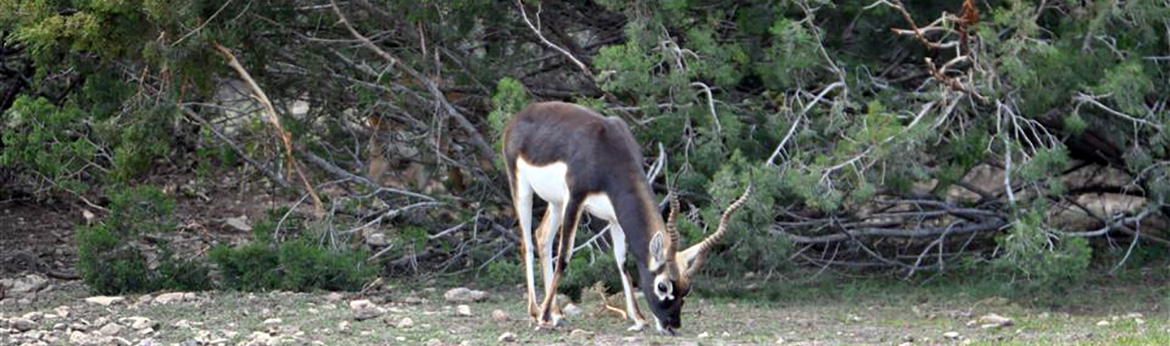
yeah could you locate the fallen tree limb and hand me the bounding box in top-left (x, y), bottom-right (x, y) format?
top-left (771, 219), bottom-right (1007, 244)
top-left (213, 42), bottom-right (324, 216)
top-left (180, 107), bottom-right (292, 190)
top-left (330, 0), bottom-right (497, 165)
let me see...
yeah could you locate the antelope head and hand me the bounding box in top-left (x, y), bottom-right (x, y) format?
top-left (642, 185), bottom-right (753, 335)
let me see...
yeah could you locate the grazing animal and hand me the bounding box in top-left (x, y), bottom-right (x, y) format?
top-left (502, 101), bottom-right (752, 335)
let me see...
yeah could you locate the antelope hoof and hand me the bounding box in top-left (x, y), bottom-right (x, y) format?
top-left (626, 321), bottom-right (645, 332)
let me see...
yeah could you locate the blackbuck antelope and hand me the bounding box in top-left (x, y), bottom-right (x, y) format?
top-left (502, 102), bottom-right (752, 335)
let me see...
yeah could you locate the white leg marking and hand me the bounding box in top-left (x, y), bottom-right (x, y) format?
top-left (539, 203), bottom-right (562, 306)
top-left (514, 172), bottom-right (538, 320)
top-left (611, 225), bottom-right (646, 331)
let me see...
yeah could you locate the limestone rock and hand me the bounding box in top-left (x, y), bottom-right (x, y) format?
top-left (491, 309), bottom-right (509, 323)
top-left (444, 287), bottom-right (487, 303)
top-left (349, 300), bottom-right (385, 321)
top-left (84, 296), bottom-right (125, 306)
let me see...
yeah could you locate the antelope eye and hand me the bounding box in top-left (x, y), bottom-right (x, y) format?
top-left (657, 282), bottom-right (670, 294)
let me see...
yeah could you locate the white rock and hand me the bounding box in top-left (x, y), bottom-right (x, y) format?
top-left (570, 329), bottom-right (593, 338)
top-left (224, 215), bottom-right (252, 232)
top-left (1096, 320), bottom-right (1111, 327)
top-left (698, 332), bottom-right (710, 338)
top-left (263, 318), bottom-right (282, 326)
top-left (444, 287), bottom-right (488, 303)
top-left (121, 317), bottom-right (154, 330)
top-left (152, 292), bottom-right (190, 305)
top-left (397, 317), bottom-right (414, 328)
top-left (12, 318), bottom-right (35, 332)
top-left (979, 313), bottom-right (1013, 328)
top-left (323, 292), bottom-right (344, 302)
top-left (84, 296), bottom-right (125, 306)
top-left (349, 299), bottom-right (385, 320)
top-left (425, 339), bottom-right (443, 346)
top-left (498, 332), bottom-right (517, 342)
top-left (563, 303), bottom-right (583, 318)
top-left (337, 320), bottom-right (350, 333)
top-left (243, 331), bottom-right (275, 346)
top-left (366, 232), bottom-right (388, 246)
top-left (491, 309), bottom-right (509, 323)
top-left (1126, 312), bottom-right (1144, 319)
top-left (22, 311), bottom-right (43, 321)
top-left (8, 275), bottom-right (48, 295)
top-left (456, 304), bottom-right (472, 316)
top-left (943, 331), bottom-right (960, 340)
top-left (97, 323), bottom-right (124, 336)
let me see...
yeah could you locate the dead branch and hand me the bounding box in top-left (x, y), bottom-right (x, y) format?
top-left (515, 0), bottom-right (593, 78)
top-left (180, 107), bottom-right (291, 190)
top-left (330, 0), bottom-right (497, 166)
top-left (213, 42), bottom-right (324, 217)
top-left (772, 219), bottom-right (1005, 244)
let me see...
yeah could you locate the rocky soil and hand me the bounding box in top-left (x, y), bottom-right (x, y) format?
top-left (2, 274), bottom-right (1168, 346)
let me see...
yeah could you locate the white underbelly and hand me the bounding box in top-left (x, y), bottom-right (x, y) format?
top-left (515, 157), bottom-right (618, 222)
top-left (516, 157), bottom-right (569, 206)
top-left (582, 193), bottom-right (617, 222)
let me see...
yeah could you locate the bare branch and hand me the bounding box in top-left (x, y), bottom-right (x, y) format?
top-left (515, 0), bottom-right (593, 78)
top-left (213, 42), bottom-right (324, 217)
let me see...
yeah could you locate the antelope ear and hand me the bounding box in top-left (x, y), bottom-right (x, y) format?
top-left (678, 246), bottom-right (705, 277)
top-left (649, 232), bottom-right (667, 269)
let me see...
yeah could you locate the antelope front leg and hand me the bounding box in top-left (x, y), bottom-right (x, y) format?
top-left (538, 202), bottom-right (582, 328)
top-left (534, 207), bottom-right (562, 324)
top-left (609, 226), bottom-right (645, 331)
top-left (512, 184), bottom-right (540, 323)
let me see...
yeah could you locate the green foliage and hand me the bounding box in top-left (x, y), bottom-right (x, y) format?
top-left (1, 95), bottom-right (98, 193)
top-left (561, 254), bottom-right (622, 301)
top-left (208, 221), bottom-right (377, 292)
top-left (77, 185), bottom-right (209, 294)
top-left (479, 260), bottom-right (522, 287)
top-left (488, 77), bottom-right (529, 144)
top-left (208, 241), bottom-right (281, 292)
top-left (77, 224), bottom-right (154, 294)
top-left (992, 212), bottom-right (1092, 290)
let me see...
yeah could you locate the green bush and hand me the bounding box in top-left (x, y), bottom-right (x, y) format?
top-left (278, 238), bottom-right (376, 291)
top-left (992, 211), bottom-right (1092, 291)
top-left (561, 253), bottom-right (624, 301)
top-left (77, 225), bottom-right (154, 294)
top-left (479, 260), bottom-right (522, 287)
top-left (77, 185), bottom-right (210, 294)
top-left (209, 241), bottom-right (281, 291)
top-left (0, 95), bottom-right (98, 194)
top-left (209, 221), bottom-right (377, 292)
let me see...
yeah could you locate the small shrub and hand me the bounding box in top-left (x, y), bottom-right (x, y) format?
top-left (278, 238), bottom-right (376, 292)
top-left (209, 241), bottom-right (281, 291)
top-left (0, 95), bottom-right (98, 195)
top-left (153, 244), bottom-right (214, 292)
top-left (479, 260), bottom-right (522, 287)
top-left (77, 224), bottom-right (154, 294)
top-left (77, 185), bottom-right (209, 294)
top-left (209, 221), bottom-right (377, 292)
top-left (992, 211), bottom-right (1092, 291)
top-left (561, 253), bottom-right (624, 301)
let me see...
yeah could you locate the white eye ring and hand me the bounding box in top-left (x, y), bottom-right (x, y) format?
top-left (654, 278), bottom-right (674, 301)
